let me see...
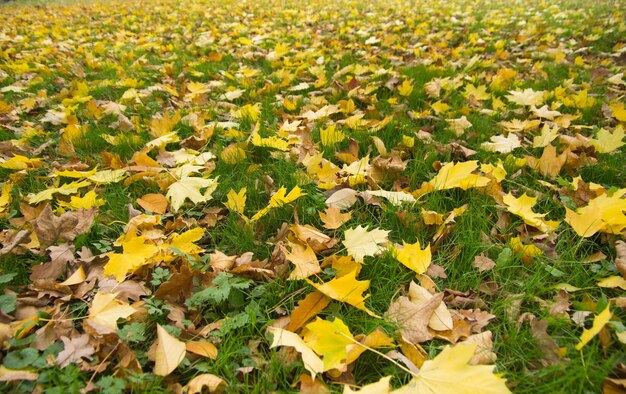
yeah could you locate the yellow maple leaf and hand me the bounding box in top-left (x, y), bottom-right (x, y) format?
top-left (284, 240), bottom-right (321, 280)
top-left (575, 305), bottom-right (612, 350)
top-left (610, 102), bottom-right (626, 122)
top-left (154, 324), bottom-right (187, 376)
top-left (58, 190), bottom-right (104, 210)
top-left (397, 80), bottom-right (414, 97)
top-left (86, 292), bottom-right (136, 333)
top-left (164, 227), bottom-right (205, 261)
top-left (220, 143), bottom-right (247, 165)
top-left (251, 186), bottom-right (305, 221)
top-left (431, 100), bottom-right (451, 114)
top-left (392, 241), bottom-right (431, 275)
top-left (506, 88), bottom-right (545, 107)
top-left (502, 193), bottom-right (558, 233)
top-left (320, 124), bottom-right (346, 146)
top-left (481, 134), bottom-right (521, 153)
top-left (268, 327), bottom-right (324, 377)
top-left (166, 176), bottom-right (218, 213)
top-left (0, 182), bottom-right (13, 218)
top-left (103, 235), bottom-right (160, 281)
top-left (303, 317), bottom-right (354, 371)
top-left (394, 343), bottom-right (511, 393)
top-left (250, 132), bottom-right (290, 151)
top-left (590, 126), bottom-right (625, 153)
top-left (29, 180), bottom-right (91, 204)
top-left (0, 154), bottom-right (44, 170)
top-left (510, 237), bottom-right (543, 264)
top-left (564, 189), bottom-right (626, 237)
top-left (343, 225), bottom-right (389, 262)
top-left (463, 84), bottom-right (490, 101)
top-left (224, 187), bottom-right (247, 215)
top-left (343, 376), bottom-right (391, 393)
top-left (319, 207), bottom-right (352, 230)
top-left (306, 269), bottom-right (378, 317)
top-left (428, 161), bottom-right (490, 191)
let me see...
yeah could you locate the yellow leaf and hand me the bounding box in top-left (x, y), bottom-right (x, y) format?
top-left (165, 227), bottom-right (204, 260)
top-left (597, 276), bottom-right (626, 290)
top-left (510, 237), bottom-right (543, 264)
top-left (166, 176), bottom-right (219, 213)
top-left (343, 225), bottom-right (389, 263)
top-left (398, 80), bottom-right (414, 97)
top-left (319, 207), bottom-right (352, 230)
top-left (284, 241), bottom-right (321, 280)
top-left (533, 124), bottom-right (559, 148)
top-left (0, 182), bottom-right (13, 218)
top-left (268, 327), bottom-right (324, 377)
top-left (610, 102), bottom-right (626, 122)
top-left (86, 292), bottom-right (136, 333)
top-left (29, 180), bottom-right (91, 204)
top-left (58, 190), bottom-right (104, 210)
top-left (288, 291), bottom-right (331, 332)
top-left (590, 126), bottom-right (625, 154)
top-left (184, 374), bottom-right (226, 394)
top-left (564, 189), bottom-right (626, 237)
top-left (225, 187), bottom-right (246, 215)
top-left (0, 155), bottom-right (44, 170)
top-left (186, 341), bottom-right (218, 360)
top-left (392, 241), bottom-right (431, 275)
top-left (343, 376), bottom-right (391, 394)
top-left (220, 143), bottom-right (247, 165)
top-left (137, 193), bottom-right (168, 214)
top-left (154, 324), bottom-right (186, 376)
top-left (464, 84), bottom-right (490, 101)
top-left (250, 132), bottom-right (290, 151)
top-left (104, 236), bottom-right (160, 281)
top-left (481, 134), bottom-right (521, 153)
top-left (303, 317), bottom-right (354, 371)
top-left (55, 167), bottom-right (98, 178)
top-left (306, 269), bottom-right (378, 317)
top-left (506, 88), bottom-right (545, 107)
top-left (394, 343), bottom-right (511, 393)
top-left (431, 100), bottom-right (450, 114)
top-left (320, 124), bottom-right (346, 146)
top-left (88, 169), bottom-right (127, 184)
top-left (575, 305), bottom-right (612, 350)
top-left (59, 265), bottom-right (85, 286)
top-left (365, 190), bottom-right (416, 206)
top-left (502, 193), bottom-right (558, 233)
top-left (251, 186), bottom-right (305, 221)
top-left (428, 161), bottom-right (490, 191)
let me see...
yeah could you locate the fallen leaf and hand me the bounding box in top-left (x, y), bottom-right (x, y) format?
top-left (184, 373), bottom-right (226, 394)
top-left (306, 269), bottom-right (378, 317)
top-left (288, 292), bottom-right (331, 332)
top-left (137, 193), bottom-right (168, 214)
top-left (386, 293), bottom-right (443, 343)
top-left (86, 292), bottom-right (136, 334)
top-left (303, 317), bottom-right (354, 371)
top-left (392, 241), bottom-right (431, 275)
top-left (268, 327), bottom-right (324, 377)
top-left (575, 305), bottom-right (612, 350)
top-left (154, 324), bottom-right (186, 376)
top-left (343, 225), bottom-right (389, 262)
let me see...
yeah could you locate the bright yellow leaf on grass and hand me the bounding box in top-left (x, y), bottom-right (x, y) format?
top-left (397, 80), bottom-right (414, 97)
top-left (268, 327), bottom-right (324, 377)
top-left (225, 187), bottom-right (246, 215)
top-left (166, 176), bottom-right (219, 213)
top-left (154, 324), bottom-right (186, 376)
top-left (506, 88), bottom-right (545, 107)
top-left (0, 183), bottom-right (13, 218)
top-left (320, 124), bottom-right (346, 146)
top-left (463, 84), bottom-right (490, 101)
top-left (86, 292), bottom-right (136, 333)
top-left (392, 241), bottom-right (431, 275)
top-left (590, 126), bottom-right (625, 153)
top-left (250, 132), bottom-right (290, 151)
top-left (29, 180), bottom-right (92, 204)
top-left (431, 100), bottom-right (451, 114)
top-left (220, 143), bottom-right (247, 164)
top-left (343, 225), bottom-right (389, 262)
top-left (502, 193), bottom-right (559, 233)
top-left (58, 190), bottom-right (104, 210)
top-left (251, 186), bottom-right (305, 221)
top-left (284, 241), bottom-right (321, 280)
top-left (564, 189), bottom-right (626, 237)
top-left (104, 236), bottom-right (160, 281)
top-left (343, 376), bottom-right (391, 393)
top-left (165, 227), bottom-right (205, 260)
top-left (0, 155), bottom-right (44, 170)
top-left (394, 343), bottom-right (511, 393)
top-left (610, 102), bottom-right (626, 122)
top-left (575, 305), bottom-right (612, 350)
top-left (306, 269), bottom-right (378, 317)
top-left (428, 161), bottom-right (490, 191)
top-left (303, 318), bottom-right (354, 371)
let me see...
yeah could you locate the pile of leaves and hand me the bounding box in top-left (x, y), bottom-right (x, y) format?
top-left (0, 0), bottom-right (625, 392)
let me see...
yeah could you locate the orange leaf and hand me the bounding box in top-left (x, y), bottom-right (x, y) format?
top-left (288, 292), bottom-right (330, 332)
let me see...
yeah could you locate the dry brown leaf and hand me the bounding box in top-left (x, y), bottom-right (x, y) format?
top-left (616, 240), bottom-right (626, 279)
top-left (34, 205), bottom-right (96, 249)
top-left (184, 373), bottom-right (226, 394)
top-left (386, 293), bottom-right (443, 344)
top-left (56, 334), bottom-right (94, 367)
top-left (472, 255), bottom-right (495, 272)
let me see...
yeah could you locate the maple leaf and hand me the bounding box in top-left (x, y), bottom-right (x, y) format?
top-left (575, 305), bottom-right (612, 350)
top-left (284, 240), bottom-right (321, 280)
top-left (164, 227), bottom-right (205, 261)
top-left (564, 189), bottom-right (626, 237)
top-left (398, 80), bottom-right (414, 97)
top-left (391, 241), bottom-right (431, 275)
top-left (590, 126), bottom-right (625, 153)
top-left (224, 187), bottom-right (246, 215)
top-left (166, 176), bottom-right (218, 213)
top-left (364, 190), bottom-right (416, 206)
top-left (319, 206), bottom-right (352, 229)
top-left (343, 376), bottom-right (391, 393)
top-left (394, 343), bottom-right (511, 393)
top-left (103, 235), bottom-right (160, 281)
top-left (306, 269), bottom-right (378, 317)
top-left (320, 124), bottom-right (346, 146)
top-left (268, 327), bottom-right (324, 377)
top-left (0, 182), bottom-right (12, 218)
top-left (28, 180), bottom-right (91, 204)
top-left (56, 334), bottom-right (94, 368)
top-left (251, 186), bottom-right (306, 221)
top-left (506, 88), bottom-right (545, 107)
top-left (409, 282), bottom-right (452, 331)
top-left (154, 324), bottom-right (186, 376)
top-left (288, 292), bottom-right (331, 332)
top-left (386, 292), bottom-right (442, 343)
top-left (481, 134), bottom-right (521, 153)
top-left (427, 161), bottom-right (490, 192)
top-left (343, 225), bottom-right (389, 262)
top-left (184, 374), bottom-right (226, 394)
top-left (86, 292), bottom-right (136, 334)
top-left (303, 317), bottom-right (354, 371)
top-left (137, 193), bottom-right (168, 214)
top-left (502, 193), bottom-right (559, 233)
top-left (532, 124), bottom-right (559, 148)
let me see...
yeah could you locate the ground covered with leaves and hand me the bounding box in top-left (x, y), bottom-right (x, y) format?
top-left (0, 0), bottom-right (625, 392)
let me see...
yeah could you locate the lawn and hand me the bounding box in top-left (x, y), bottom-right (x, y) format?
top-left (0, 0), bottom-right (625, 392)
